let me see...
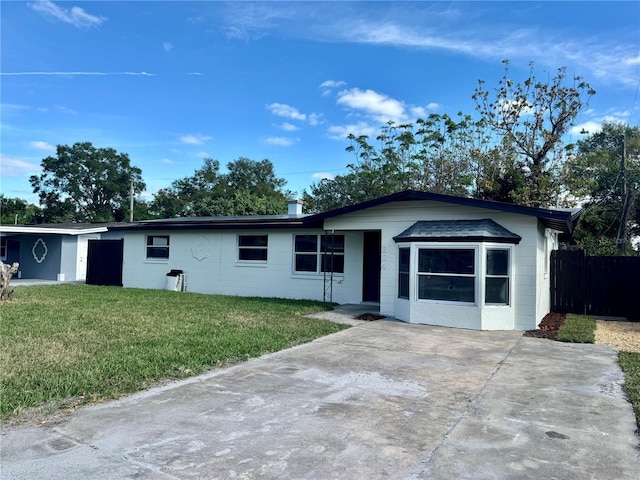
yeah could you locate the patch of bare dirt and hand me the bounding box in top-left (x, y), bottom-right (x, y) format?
top-left (523, 312), bottom-right (566, 340)
top-left (355, 313), bottom-right (386, 321)
top-left (595, 321), bottom-right (640, 353)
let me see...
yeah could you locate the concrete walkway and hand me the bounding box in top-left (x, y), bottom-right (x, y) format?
top-left (1, 320), bottom-right (638, 479)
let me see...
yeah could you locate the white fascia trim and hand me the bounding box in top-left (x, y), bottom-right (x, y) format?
top-left (0, 226), bottom-right (108, 236)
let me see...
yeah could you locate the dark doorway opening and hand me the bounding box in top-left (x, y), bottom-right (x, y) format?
top-left (362, 231), bottom-right (381, 302)
top-left (86, 239), bottom-right (124, 286)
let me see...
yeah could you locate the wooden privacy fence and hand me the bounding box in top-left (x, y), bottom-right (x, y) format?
top-left (551, 249), bottom-right (640, 319)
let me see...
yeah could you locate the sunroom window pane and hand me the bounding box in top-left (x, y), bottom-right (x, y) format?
top-left (486, 277), bottom-right (509, 304)
top-left (487, 249), bottom-right (509, 276)
top-left (418, 275), bottom-right (475, 302)
top-left (398, 248), bottom-right (410, 299)
top-left (418, 249), bottom-right (474, 275)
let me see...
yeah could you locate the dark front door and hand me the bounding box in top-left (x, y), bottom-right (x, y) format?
top-left (86, 239), bottom-right (124, 286)
top-left (362, 231), bottom-right (381, 302)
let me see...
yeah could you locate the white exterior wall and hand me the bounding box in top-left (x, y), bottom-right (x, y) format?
top-left (532, 224), bottom-right (558, 329)
top-left (324, 200), bottom-right (548, 330)
top-left (121, 199), bottom-right (560, 331)
top-left (122, 229), bottom-right (363, 304)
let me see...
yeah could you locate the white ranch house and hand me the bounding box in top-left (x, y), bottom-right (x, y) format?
top-left (113, 190), bottom-right (580, 331)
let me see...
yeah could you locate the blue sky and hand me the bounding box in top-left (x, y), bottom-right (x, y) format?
top-left (1, 1), bottom-right (639, 204)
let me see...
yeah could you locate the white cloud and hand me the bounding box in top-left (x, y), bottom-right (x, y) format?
top-left (264, 137), bottom-right (296, 147)
top-left (410, 106), bottom-right (427, 118)
top-left (426, 102), bottom-right (440, 110)
top-left (312, 172), bottom-right (335, 181)
top-left (570, 112), bottom-right (631, 136)
top-left (196, 151), bottom-right (210, 158)
top-left (179, 133), bottom-right (212, 145)
top-left (279, 122), bottom-right (299, 132)
top-left (30, 0), bottom-right (106, 28)
top-left (320, 80), bottom-right (347, 89)
top-left (320, 80), bottom-right (347, 96)
top-left (327, 122), bottom-right (377, 141)
top-left (307, 113), bottom-right (322, 126)
top-left (163, 42), bottom-right (174, 52)
top-left (0, 155), bottom-right (41, 177)
top-left (30, 141), bottom-right (55, 152)
top-left (267, 103), bottom-right (321, 126)
top-left (336, 88), bottom-right (407, 123)
top-left (570, 121), bottom-right (602, 136)
top-left (267, 103), bottom-right (307, 121)
top-left (161, 158), bottom-right (173, 164)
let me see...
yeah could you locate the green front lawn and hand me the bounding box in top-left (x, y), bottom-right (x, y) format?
top-left (619, 352), bottom-right (640, 428)
top-left (556, 313), bottom-right (639, 429)
top-left (0, 285), bottom-right (344, 421)
top-left (557, 313), bottom-right (596, 343)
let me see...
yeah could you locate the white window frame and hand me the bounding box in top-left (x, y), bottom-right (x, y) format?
top-left (0, 237), bottom-right (7, 261)
top-left (146, 235), bottom-right (170, 260)
top-left (237, 234), bottom-right (268, 263)
top-left (398, 247), bottom-right (410, 299)
top-left (415, 244), bottom-right (479, 306)
top-left (485, 247), bottom-right (511, 306)
top-left (293, 233), bottom-right (345, 275)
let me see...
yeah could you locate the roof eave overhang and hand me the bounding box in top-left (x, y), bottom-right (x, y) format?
top-left (111, 218), bottom-right (324, 232)
top-left (308, 190), bottom-right (580, 235)
top-left (393, 235), bottom-right (521, 245)
top-left (0, 226), bottom-right (108, 236)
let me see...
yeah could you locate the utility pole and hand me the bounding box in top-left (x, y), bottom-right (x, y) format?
top-left (616, 132), bottom-right (629, 251)
top-left (130, 178), bottom-right (134, 222)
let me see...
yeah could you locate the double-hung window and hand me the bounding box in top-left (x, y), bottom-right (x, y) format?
top-left (417, 248), bottom-right (475, 303)
top-left (485, 249), bottom-right (510, 304)
top-left (294, 234), bottom-right (344, 274)
top-left (398, 248), bottom-right (410, 299)
top-left (238, 235), bottom-right (268, 262)
top-left (146, 235), bottom-right (170, 259)
top-left (0, 237), bottom-right (7, 261)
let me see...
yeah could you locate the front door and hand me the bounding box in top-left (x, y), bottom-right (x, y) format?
top-left (362, 231), bottom-right (381, 302)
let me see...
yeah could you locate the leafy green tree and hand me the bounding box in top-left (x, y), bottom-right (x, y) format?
top-left (149, 157), bottom-right (291, 218)
top-left (0, 195), bottom-right (42, 225)
top-left (565, 122), bottom-right (639, 255)
top-left (473, 60), bottom-right (595, 207)
top-left (305, 114), bottom-right (485, 213)
top-left (29, 142), bottom-right (145, 223)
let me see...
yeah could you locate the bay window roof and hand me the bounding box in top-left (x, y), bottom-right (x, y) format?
top-left (393, 219), bottom-right (522, 244)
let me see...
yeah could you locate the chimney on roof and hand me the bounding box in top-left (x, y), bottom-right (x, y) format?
top-left (288, 199), bottom-right (304, 217)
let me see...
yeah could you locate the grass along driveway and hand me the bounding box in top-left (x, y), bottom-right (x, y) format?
top-left (557, 314), bottom-right (640, 430)
top-left (0, 285), bottom-right (345, 423)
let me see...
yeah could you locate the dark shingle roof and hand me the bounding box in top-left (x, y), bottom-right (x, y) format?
top-left (393, 219), bottom-right (522, 244)
top-left (309, 190), bottom-right (580, 235)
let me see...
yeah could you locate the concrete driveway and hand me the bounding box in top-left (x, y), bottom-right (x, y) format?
top-left (1, 320), bottom-right (638, 479)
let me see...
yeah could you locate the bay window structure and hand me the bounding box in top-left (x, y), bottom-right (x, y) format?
top-left (294, 234), bottom-right (344, 274)
top-left (238, 235), bottom-right (268, 262)
top-left (146, 235), bottom-right (170, 259)
top-left (393, 219), bottom-right (520, 329)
